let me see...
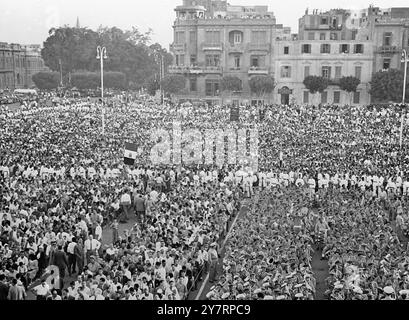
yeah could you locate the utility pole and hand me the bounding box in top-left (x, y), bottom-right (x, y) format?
top-left (399, 49), bottom-right (408, 148)
top-left (59, 59), bottom-right (63, 87)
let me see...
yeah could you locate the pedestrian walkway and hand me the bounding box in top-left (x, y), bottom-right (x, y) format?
top-left (311, 247), bottom-right (329, 300)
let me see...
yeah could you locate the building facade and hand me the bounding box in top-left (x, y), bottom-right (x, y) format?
top-left (169, 1), bottom-right (409, 105)
top-left (0, 42), bottom-right (48, 91)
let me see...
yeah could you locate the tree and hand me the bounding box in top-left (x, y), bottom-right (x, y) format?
top-left (221, 75), bottom-right (242, 105)
top-left (71, 72), bottom-right (127, 90)
top-left (303, 76), bottom-right (329, 105)
top-left (32, 72), bottom-right (60, 89)
top-left (41, 26), bottom-right (173, 90)
top-left (339, 76), bottom-right (360, 104)
top-left (370, 69), bottom-right (409, 103)
top-left (248, 76), bottom-right (275, 101)
top-left (146, 76), bottom-right (160, 96)
top-left (160, 75), bottom-right (186, 97)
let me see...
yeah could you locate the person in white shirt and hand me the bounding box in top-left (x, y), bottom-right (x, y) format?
top-left (33, 279), bottom-right (51, 300)
top-left (84, 235), bottom-right (101, 264)
top-left (120, 190), bottom-right (131, 222)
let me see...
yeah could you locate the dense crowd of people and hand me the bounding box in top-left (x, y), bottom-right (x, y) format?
top-left (1, 94), bottom-right (409, 300)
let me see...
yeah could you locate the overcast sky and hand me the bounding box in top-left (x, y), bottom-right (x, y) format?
top-left (1, 0), bottom-right (409, 49)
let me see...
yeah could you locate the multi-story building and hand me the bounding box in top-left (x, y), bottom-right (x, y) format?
top-left (169, 2), bottom-right (409, 105)
top-left (0, 42), bottom-right (48, 91)
top-left (169, 0), bottom-right (288, 105)
top-left (365, 7), bottom-right (409, 73)
top-left (274, 8), bottom-right (373, 105)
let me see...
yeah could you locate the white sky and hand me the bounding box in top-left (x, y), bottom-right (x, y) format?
top-left (1, 0), bottom-right (409, 49)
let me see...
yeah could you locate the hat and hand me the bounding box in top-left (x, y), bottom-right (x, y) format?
top-left (295, 293), bottom-right (303, 298)
top-left (221, 292), bottom-right (230, 299)
top-left (206, 291), bottom-right (214, 299)
top-left (383, 286), bottom-right (394, 294)
top-left (264, 295), bottom-right (274, 300)
top-left (237, 293), bottom-right (246, 299)
top-left (254, 288), bottom-right (262, 294)
top-left (276, 295), bottom-right (286, 300)
top-left (210, 242), bottom-right (217, 247)
top-left (157, 289), bottom-right (163, 294)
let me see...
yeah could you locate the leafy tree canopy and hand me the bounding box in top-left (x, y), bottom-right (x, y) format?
top-left (248, 76), bottom-right (275, 96)
top-left (370, 69), bottom-right (409, 103)
top-left (41, 26), bottom-right (171, 90)
top-left (339, 76), bottom-right (360, 93)
top-left (303, 76), bottom-right (329, 94)
top-left (32, 72), bottom-right (60, 90)
top-left (221, 76), bottom-right (242, 92)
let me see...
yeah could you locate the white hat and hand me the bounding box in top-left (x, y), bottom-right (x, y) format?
top-left (264, 295), bottom-right (274, 300)
top-left (254, 288), bottom-right (262, 294)
top-left (222, 292), bottom-right (230, 299)
top-left (383, 286), bottom-right (394, 294)
top-left (295, 293), bottom-right (303, 298)
top-left (157, 289), bottom-right (163, 294)
top-left (352, 287), bottom-right (363, 294)
top-left (276, 295), bottom-right (286, 300)
top-left (206, 291), bottom-right (214, 299)
top-left (236, 294), bottom-right (246, 299)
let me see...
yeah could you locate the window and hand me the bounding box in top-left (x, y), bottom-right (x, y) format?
top-left (175, 31), bottom-right (186, 44)
top-left (321, 17), bottom-right (328, 25)
top-left (284, 46), bottom-right (289, 54)
top-left (205, 30), bottom-right (221, 44)
top-left (333, 91), bottom-right (340, 104)
top-left (250, 55), bottom-right (265, 68)
top-left (335, 66), bottom-right (342, 79)
top-left (234, 55), bottom-right (241, 68)
top-left (383, 58), bottom-right (391, 70)
top-left (304, 66), bottom-right (310, 78)
top-left (303, 91), bottom-right (309, 103)
top-left (383, 32), bottom-right (392, 46)
top-left (354, 44), bottom-right (363, 54)
top-left (281, 66), bottom-right (291, 78)
top-left (351, 30), bottom-right (357, 40)
top-left (308, 32), bottom-right (315, 40)
top-left (205, 54), bottom-right (220, 67)
top-left (321, 66), bottom-right (331, 79)
top-left (234, 32), bottom-right (242, 44)
top-left (301, 44), bottom-right (311, 54)
top-left (355, 66), bottom-right (362, 80)
top-left (321, 91), bottom-right (328, 104)
top-left (190, 55), bottom-right (197, 66)
top-left (353, 91), bottom-right (360, 104)
top-left (340, 44), bottom-right (349, 53)
top-left (205, 80), bottom-right (220, 96)
top-left (320, 33), bottom-right (326, 40)
top-left (176, 54), bottom-right (185, 66)
top-left (190, 31), bottom-right (197, 44)
top-left (321, 44), bottom-right (331, 54)
top-left (190, 78), bottom-right (197, 92)
top-left (330, 32), bottom-right (338, 40)
top-left (251, 31), bottom-right (267, 44)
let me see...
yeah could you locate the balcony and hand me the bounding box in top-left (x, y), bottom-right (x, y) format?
top-left (170, 43), bottom-right (187, 52)
top-left (168, 65), bottom-right (204, 74)
top-left (227, 43), bottom-right (245, 54)
top-left (203, 66), bottom-right (223, 74)
top-left (376, 45), bottom-right (401, 54)
top-left (201, 42), bottom-right (223, 51)
top-left (247, 43), bottom-right (270, 52)
top-left (248, 67), bottom-right (269, 75)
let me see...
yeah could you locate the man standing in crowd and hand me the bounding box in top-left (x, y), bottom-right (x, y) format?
top-left (208, 242), bottom-right (219, 283)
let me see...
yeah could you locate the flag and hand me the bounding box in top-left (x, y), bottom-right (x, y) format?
top-left (124, 142), bottom-right (138, 165)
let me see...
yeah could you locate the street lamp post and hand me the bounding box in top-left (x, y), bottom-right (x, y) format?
top-left (96, 46), bottom-right (107, 135)
top-left (399, 49), bottom-right (408, 148)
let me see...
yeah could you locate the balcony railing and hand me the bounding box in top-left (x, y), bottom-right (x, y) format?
top-left (201, 42), bottom-right (223, 51)
top-left (168, 65), bottom-right (222, 74)
top-left (248, 67), bottom-right (269, 75)
top-left (247, 43), bottom-right (270, 51)
top-left (227, 43), bottom-right (245, 54)
top-left (376, 45), bottom-right (401, 54)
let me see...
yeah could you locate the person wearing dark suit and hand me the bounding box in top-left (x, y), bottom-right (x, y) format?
top-left (74, 238), bottom-right (85, 274)
top-left (0, 274), bottom-right (9, 300)
top-left (51, 245), bottom-right (68, 279)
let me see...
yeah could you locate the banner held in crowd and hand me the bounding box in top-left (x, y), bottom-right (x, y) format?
top-left (124, 142), bottom-right (138, 165)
